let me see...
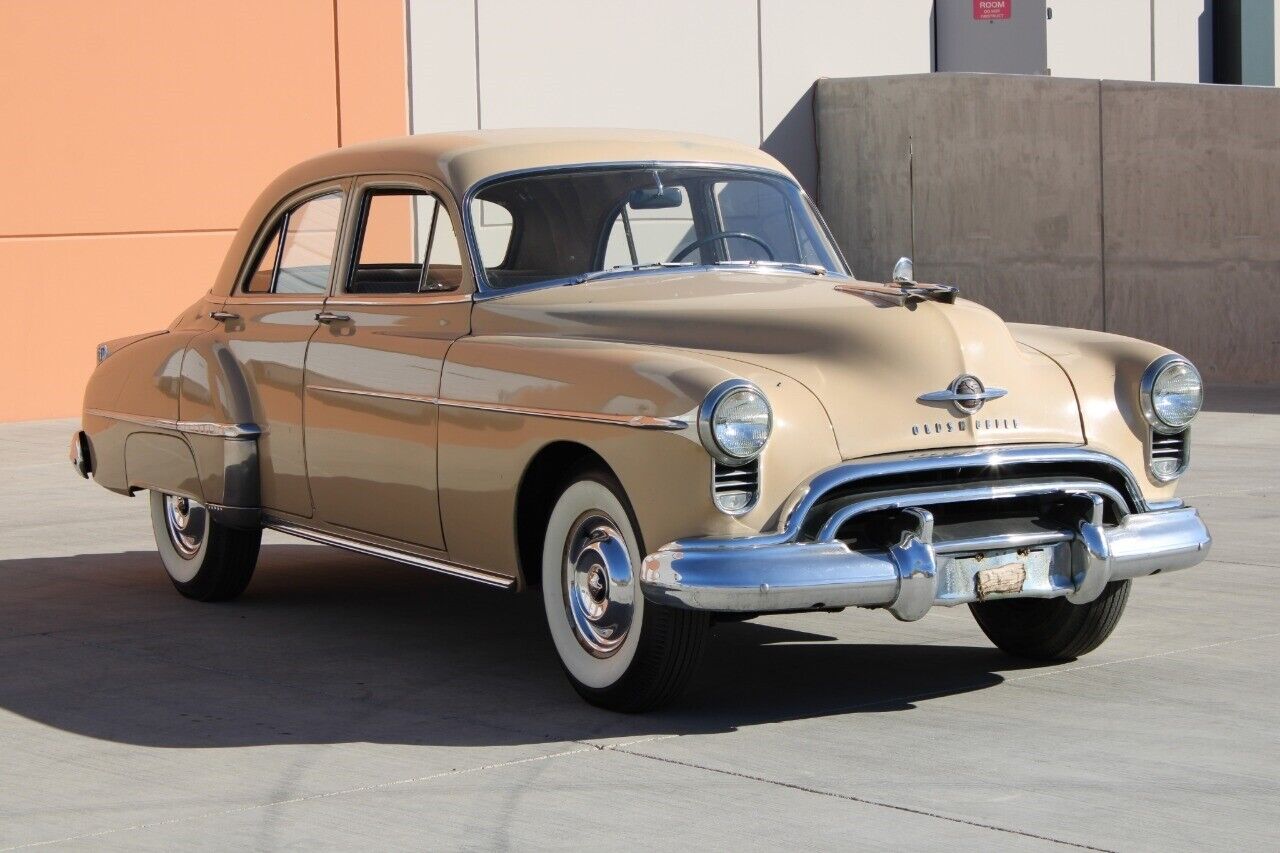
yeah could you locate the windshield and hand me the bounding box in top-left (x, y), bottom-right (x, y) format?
top-left (468, 165), bottom-right (847, 290)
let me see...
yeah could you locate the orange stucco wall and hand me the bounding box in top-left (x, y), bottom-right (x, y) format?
top-left (0, 0), bottom-right (407, 422)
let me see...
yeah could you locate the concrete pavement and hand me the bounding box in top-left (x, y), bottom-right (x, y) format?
top-left (1, 398), bottom-right (1277, 850)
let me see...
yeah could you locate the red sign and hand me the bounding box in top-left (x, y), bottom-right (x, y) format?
top-left (973, 0), bottom-right (1012, 20)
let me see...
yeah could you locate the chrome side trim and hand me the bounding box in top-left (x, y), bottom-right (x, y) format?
top-left (438, 398), bottom-right (687, 430)
top-left (264, 519), bottom-right (516, 589)
top-left (85, 409), bottom-right (262, 439)
top-left (194, 389), bottom-right (687, 430)
top-left (308, 385), bottom-right (439, 404)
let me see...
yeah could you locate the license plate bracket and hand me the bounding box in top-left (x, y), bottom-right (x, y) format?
top-left (974, 562), bottom-right (1028, 599)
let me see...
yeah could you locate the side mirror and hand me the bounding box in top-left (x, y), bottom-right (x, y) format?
top-left (629, 185), bottom-right (684, 210)
top-left (891, 256), bottom-right (914, 284)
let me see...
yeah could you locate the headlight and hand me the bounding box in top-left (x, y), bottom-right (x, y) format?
top-left (1141, 356), bottom-right (1203, 433)
top-left (698, 380), bottom-right (772, 464)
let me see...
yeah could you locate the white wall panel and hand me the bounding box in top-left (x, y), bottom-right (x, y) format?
top-left (1047, 0), bottom-right (1151, 81)
top-left (408, 0), bottom-right (479, 133)
top-left (474, 0), bottom-right (759, 144)
top-left (761, 0), bottom-right (933, 193)
top-left (1153, 0), bottom-right (1210, 83)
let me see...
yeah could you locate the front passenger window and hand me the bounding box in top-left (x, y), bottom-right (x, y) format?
top-left (348, 189), bottom-right (463, 294)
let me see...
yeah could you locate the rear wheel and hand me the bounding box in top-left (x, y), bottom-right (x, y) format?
top-left (150, 491), bottom-right (261, 602)
top-left (541, 471), bottom-right (708, 712)
top-left (969, 580), bottom-right (1131, 660)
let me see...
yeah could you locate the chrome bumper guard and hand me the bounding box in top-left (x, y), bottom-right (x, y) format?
top-left (639, 447), bottom-right (1212, 620)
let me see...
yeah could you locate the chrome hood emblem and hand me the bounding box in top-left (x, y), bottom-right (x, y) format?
top-left (917, 374), bottom-right (1007, 415)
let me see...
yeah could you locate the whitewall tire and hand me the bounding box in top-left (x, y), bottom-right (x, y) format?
top-left (541, 471), bottom-right (707, 711)
top-left (150, 491), bottom-right (261, 602)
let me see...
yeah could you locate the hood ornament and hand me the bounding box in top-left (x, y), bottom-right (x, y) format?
top-left (918, 374), bottom-right (1007, 415)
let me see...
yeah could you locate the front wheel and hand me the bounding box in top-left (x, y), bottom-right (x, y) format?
top-left (969, 580), bottom-right (1131, 661)
top-left (150, 491), bottom-right (261, 602)
top-left (541, 471), bottom-right (708, 712)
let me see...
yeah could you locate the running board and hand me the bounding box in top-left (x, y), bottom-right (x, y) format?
top-left (264, 519), bottom-right (516, 589)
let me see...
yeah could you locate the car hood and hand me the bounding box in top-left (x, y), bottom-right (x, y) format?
top-left (470, 271), bottom-right (1084, 458)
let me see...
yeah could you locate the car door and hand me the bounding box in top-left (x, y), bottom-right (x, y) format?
top-left (301, 175), bottom-right (472, 550)
top-left (215, 181), bottom-right (350, 518)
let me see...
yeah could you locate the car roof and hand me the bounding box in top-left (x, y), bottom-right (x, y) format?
top-left (213, 129), bottom-right (793, 298)
top-left (275, 128), bottom-right (791, 197)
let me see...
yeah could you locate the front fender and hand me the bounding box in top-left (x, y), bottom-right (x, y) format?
top-left (1010, 323), bottom-right (1182, 503)
top-left (437, 336), bottom-right (840, 580)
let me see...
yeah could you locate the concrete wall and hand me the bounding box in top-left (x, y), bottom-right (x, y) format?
top-left (0, 0), bottom-right (408, 422)
top-left (1101, 79), bottom-right (1280, 383)
top-left (816, 72), bottom-right (1280, 384)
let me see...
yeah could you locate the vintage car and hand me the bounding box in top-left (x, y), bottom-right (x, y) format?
top-left (72, 129), bottom-right (1211, 710)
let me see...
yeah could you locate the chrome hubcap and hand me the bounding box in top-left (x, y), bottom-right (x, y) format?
top-left (564, 512), bottom-right (634, 658)
top-left (164, 494), bottom-right (207, 559)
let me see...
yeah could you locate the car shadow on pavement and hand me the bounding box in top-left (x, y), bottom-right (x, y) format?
top-left (0, 544), bottom-right (1046, 750)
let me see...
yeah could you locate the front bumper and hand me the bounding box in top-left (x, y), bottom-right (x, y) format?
top-left (639, 447), bottom-right (1211, 620)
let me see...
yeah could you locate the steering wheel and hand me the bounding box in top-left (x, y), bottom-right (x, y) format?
top-left (671, 231), bottom-right (775, 263)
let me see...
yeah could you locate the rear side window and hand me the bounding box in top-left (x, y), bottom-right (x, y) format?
top-left (244, 191), bottom-right (344, 295)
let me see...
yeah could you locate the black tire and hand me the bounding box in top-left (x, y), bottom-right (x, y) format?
top-left (969, 580), bottom-right (1131, 661)
top-left (149, 491), bottom-right (261, 602)
top-left (541, 468), bottom-right (708, 712)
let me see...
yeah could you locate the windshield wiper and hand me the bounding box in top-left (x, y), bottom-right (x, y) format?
top-left (708, 260), bottom-right (828, 276)
top-left (573, 261), bottom-right (695, 284)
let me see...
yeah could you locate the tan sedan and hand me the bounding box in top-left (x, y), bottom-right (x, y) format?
top-left (72, 129), bottom-right (1210, 710)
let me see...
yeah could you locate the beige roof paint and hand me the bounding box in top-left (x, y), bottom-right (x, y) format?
top-left (214, 129), bottom-right (791, 298)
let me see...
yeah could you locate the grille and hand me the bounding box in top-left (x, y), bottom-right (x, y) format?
top-left (1149, 430), bottom-right (1189, 481)
top-left (713, 458), bottom-right (760, 514)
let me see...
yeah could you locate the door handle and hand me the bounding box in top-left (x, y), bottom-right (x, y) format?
top-left (315, 311), bottom-right (351, 324)
top-left (209, 310), bottom-right (240, 322)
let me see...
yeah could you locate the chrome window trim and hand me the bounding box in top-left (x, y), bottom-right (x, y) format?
top-left (85, 409), bottom-right (262, 439)
top-left (461, 161), bottom-right (851, 298)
